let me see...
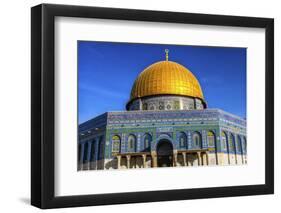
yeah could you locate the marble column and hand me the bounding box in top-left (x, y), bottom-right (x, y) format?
top-left (206, 153), bottom-right (209, 165)
top-left (197, 152), bottom-right (202, 166)
top-left (173, 151), bottom-right (178, 167)
top-left (182, 152), bottom-right (187, 166)
top-left (151, 151), bottom-right (157, 167)
top-left (142, 154), bottom-right (147, 168)
top-left (117, 155), bottom-right (121, 169)
top-left (126, 155), bottom-right (131, 169)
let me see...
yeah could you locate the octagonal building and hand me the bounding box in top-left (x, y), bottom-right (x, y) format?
top-left (78, 50), bottom-right (247, 170)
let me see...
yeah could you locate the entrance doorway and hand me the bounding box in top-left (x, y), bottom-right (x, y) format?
top-left (157, 139), bottom-right (173, 167)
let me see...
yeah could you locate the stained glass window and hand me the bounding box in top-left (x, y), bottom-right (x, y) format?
top-left (97, 137), bottom-right (104, 161)
top-left (179, 132), bottom-right (187, 148)
top-left (78, 144), bottom-right (82, 162)
top-left (112, 135), bottom-right (121, 153)
top-left (90, 140), bottom-right (96, 161)
top-left (237, 136), bottom-right (242, 153)
top-left (192, 132), bottom-right (201, 148)
top-left (207, 131), bottom-right (215, 147)
top-left (149, 105), bottom-right (155, 110)
top-left (83, 142), bottom-right (89, 163)
top-left (174, 100), bottom-right (180, 110)
top-left (229, 134), bottom-right (235, 152)
top-left (243, 137), bottom-right (247, 154)
top-left (143, 133), bottom-right (152, 151)
top-left (128, 134), bottom-right (137, 152)
top-left (159, 101), bottom-right (164, 110)
top-left (221, 131), bottom-right (227, 150)
top-left (143, 103), bottom-right (148, 110)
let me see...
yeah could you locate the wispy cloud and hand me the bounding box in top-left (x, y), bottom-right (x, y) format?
top-left (79, 83), bottom-right (128, 99)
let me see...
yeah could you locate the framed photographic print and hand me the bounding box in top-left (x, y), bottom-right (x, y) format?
top-left (31, 4), bottom-right (274, 209)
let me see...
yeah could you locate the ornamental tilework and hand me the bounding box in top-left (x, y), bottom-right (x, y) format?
top-left (78, 108), bottom-right (246, 170)
top-left (84, 101), bottom-right (246, 167)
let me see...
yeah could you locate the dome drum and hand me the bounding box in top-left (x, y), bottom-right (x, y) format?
top-left (127, 94), bottom-right (206, 111)
top-left (127, 59), bottom-right (206, 111)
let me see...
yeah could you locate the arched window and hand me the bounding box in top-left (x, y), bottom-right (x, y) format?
top-left (243, 136), bottom-right (247, 154)
top-left (159, 101), bottom-right (164, 110)
top-left (149, 105), bottom-right (155, 110)
top-left (90, 140), bottom-right (96, 161)
top-left (112, 135), bottom-right (121, 153)
top-left (78, 144), bottom-right (82, 163)
top-left (174, 100), bottom-right (180, 110)
top-left (229, 133), bottom-right (235, 152)
top-left (128, 134), bottom-right (137, 152)
top-left (97, 137), bottom-right (104, 161)
top-left (192, 131), bottom-right (202, 148)
top-left (179, 132), bottom-right (187, 148)
top-left (96, 136), bottom-right (105, 170)
top-left (221, 131), bottom-right (227, 151)
top-left (143, 133), bottom-right (152, 151)
top-left (143, 103), bottom-right (148, 110)
top-left (207, 131), bottom-right (215, 147)
top-left (166, 104), bottom-right (172, 110)
top-left (237, 136), bottom-right (242, 153)
top-left (83, 142), bottom-right (89, 163)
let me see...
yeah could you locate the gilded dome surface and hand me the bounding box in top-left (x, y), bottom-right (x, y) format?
top-left (129, 60), bottom-right (204, 102)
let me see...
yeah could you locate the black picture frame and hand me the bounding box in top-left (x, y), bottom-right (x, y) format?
top-left (31, 3), bottom-right (274, 209)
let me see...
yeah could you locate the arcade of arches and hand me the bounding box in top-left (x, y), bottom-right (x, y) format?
top-left (114, 139), bottom-right (209, 169)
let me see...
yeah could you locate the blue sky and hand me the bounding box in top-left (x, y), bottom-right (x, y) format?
top-left (78, 41), bottom-right (246, 124)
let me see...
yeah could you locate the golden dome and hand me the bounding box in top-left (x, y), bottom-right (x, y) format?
top-left (129, 60), bottom-right (204, 102)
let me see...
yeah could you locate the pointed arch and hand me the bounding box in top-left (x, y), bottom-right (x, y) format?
top-left (83, 142), bottom-right (89, 163)
top-left (192, 131), bottom-right (202, 148)
top-left (243, 136), bottom-right (247, 154)
top-left (97, 136), bottom-right (105, 170)
top-left (143, 133), bottom-right (152, 151)
top-left (97, 137), bottom-right (104, 161)
top-left (221, 131), bottom-right (228, 151)
top-left (179, 132), bottom-right (187, 148)
top-left (229, 133), bottom-right (235, 152)
top-left (112, 135), bottom-right (121, 153)
top-left (237, 136), bottom-right (242, 153)
top-left (90, 139), bottom-right (96, 162)
top-left (78, 143), bottom-right (82, 163)
top-left (128, 134), bottom-right (137, 152)
top-left (207, 131), bottom-right (216, 147)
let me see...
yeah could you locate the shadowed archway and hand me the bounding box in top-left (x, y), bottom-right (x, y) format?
top-left (157, 139), bottom-right (173, 167)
